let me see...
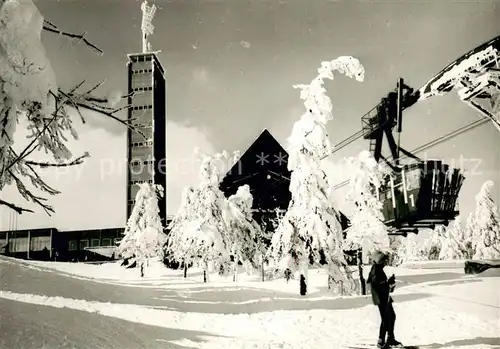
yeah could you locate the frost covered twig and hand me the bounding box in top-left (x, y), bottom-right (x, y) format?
top-left (0, 0), bottom-right (142, 217)
top-left (8, 168), bottom-right (58, 215)
top-left (0, 198), bottom-right (33, 215)
top-left (1, 90), bottom-right (67, 178)
top-left (25, 152), bottom-right (90, 168)
top-left (42, 20), bottom-right (103, 55)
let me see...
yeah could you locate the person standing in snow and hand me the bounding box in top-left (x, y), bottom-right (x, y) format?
top-left (367, 250), bottom-right (402, 348)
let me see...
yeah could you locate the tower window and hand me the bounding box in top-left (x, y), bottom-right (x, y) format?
top-left (132, 105), bottom-right (153, 111)
top-left (132, 69), bottom-right (153, 75)
top-left (129, 179), bottom-right (154, 185)
top-left (132, 86), bottom-right (153, 92)
top-left (131, 140), bottom-right (153, 148)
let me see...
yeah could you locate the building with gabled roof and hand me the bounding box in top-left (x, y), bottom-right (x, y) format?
top-left (220, 129), bottom-right (291, 210)
top-left (219, 129), bottom-right (350, 233)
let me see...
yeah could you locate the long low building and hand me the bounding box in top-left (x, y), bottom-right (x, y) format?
top-left (0, 227), bottom-right (124, 262)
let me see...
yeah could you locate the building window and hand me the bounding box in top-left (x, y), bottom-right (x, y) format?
top-left (129, 179), bottom-right (154, 185)
top-left (132, 69), bottom-right (153, 75)
top-left (129, 160), bottom-right (154, 170)
top-left (11, 237), bottom-right (29, 252)
top-left (131, 105), bottom-right (153, 110)
top-left (102, 238), bottom-right (112, 247)
top-left (130, 160), bottom-right (147, 167)
top-left (113, 238), bottom-right (121, 245)
top-left (132, 86), bottom-right (153, 92)
top-left (130, 140), bottom-right (153, 148)
top-left (91, 238), bottom-right (100, 247)
top-left (30, 236), bottom-right (51, 251)
top-left (80, 239), bottom-right (89, 250)
top-left (68, 240), bottom-right (78, 251)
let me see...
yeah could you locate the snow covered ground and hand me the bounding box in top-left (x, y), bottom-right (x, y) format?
top-left (1, 256), bottom-right (499, 349)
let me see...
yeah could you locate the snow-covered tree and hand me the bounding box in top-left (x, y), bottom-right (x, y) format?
top-left (439, 217), bottom-right (468, 260)
top-left (166, 152), bottom-right (233, 282)
top-left (420, 226), bottom-right (445, 260)
top-left (455, 216), bottom-right (474, 259)
top-left (387, 235), bottom-right (403, 266)
top-left (225, 184), bottom-right (261, 280)
top-left (0, 0), bottom-right (136, 215)
top-left (343, 150), bottom-right (390, 259)
top-left (165, 186), bottom-right (201, 276)
top-left (467, 181), bottom-right (500, 259)
top-left (394, 234), bottom-right (425, 266)
top-left (270, 57), bottom-right (365, 296)
top-left (117, 183), bottom-right (167, 276)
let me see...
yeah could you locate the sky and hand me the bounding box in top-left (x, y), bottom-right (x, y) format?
top-left (1, 0), bottom-right (499, 231)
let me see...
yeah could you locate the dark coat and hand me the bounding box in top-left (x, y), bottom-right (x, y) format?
top-left (367, 264), bottom-right (390, 306)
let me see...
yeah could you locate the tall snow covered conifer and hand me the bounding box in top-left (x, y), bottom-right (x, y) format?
top-left (394, 234), bottom-right (425, 265)
top-left (439, 217), bottom-right (466, 260)
top-left (225, 184), bottom-right (261, 280)
top-left (468, 181), bottom-right (500, 259)
top-left (166, 152), bottom-right (232, 282)
top-left (165, 186), bottom-right (202, 277)
top-left (271, 57), bottom-right (365, 296)
top-left (344, 150), bottom-right (390, 258)
top-left (421, 225), bottom-right (445, 260)
top-left (117, 183), bottom-right (166, 276)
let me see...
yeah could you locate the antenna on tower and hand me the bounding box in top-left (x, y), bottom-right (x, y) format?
top-left (141, 0), bottom-right (157, 53)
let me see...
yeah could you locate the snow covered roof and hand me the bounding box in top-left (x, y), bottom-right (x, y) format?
top-left (127, 51), bottom-right (165, 75)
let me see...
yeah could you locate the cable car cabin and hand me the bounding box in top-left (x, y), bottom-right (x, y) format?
top-left (378, 160), bottom-right (465, 231)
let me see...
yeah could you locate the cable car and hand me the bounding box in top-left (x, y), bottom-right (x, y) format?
top-left (377, 160), bottom-right (464, 232)
top-left (361, 78), bottom-right (464, 233)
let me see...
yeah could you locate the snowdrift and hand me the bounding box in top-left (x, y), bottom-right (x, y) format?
top-left (400, 260), bottom-right (465, 269)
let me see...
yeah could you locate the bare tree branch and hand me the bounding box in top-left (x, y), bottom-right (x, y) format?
top-left (0, 199), bottom-right (34, 215)
top-left (42, 20), bottom-right (103, 55)
top-left (25, 152), bottom-right (90, 168)
top-left (69, 80), bottom-right (87, 95)
top-left (84, 80), bottom-right (106, 96)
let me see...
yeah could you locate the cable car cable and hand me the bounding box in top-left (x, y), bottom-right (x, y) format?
top-left (330, 117), bottom-right (491, 191)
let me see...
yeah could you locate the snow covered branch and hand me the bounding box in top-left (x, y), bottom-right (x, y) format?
top-left (0, 0), bottom-right (140, 216)
top-left (42, 19), bottom-right (103, 55)
top-left (25, 152), bottom-right (90, 168)
top-left (0, 198), bottom-right (34, 215)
